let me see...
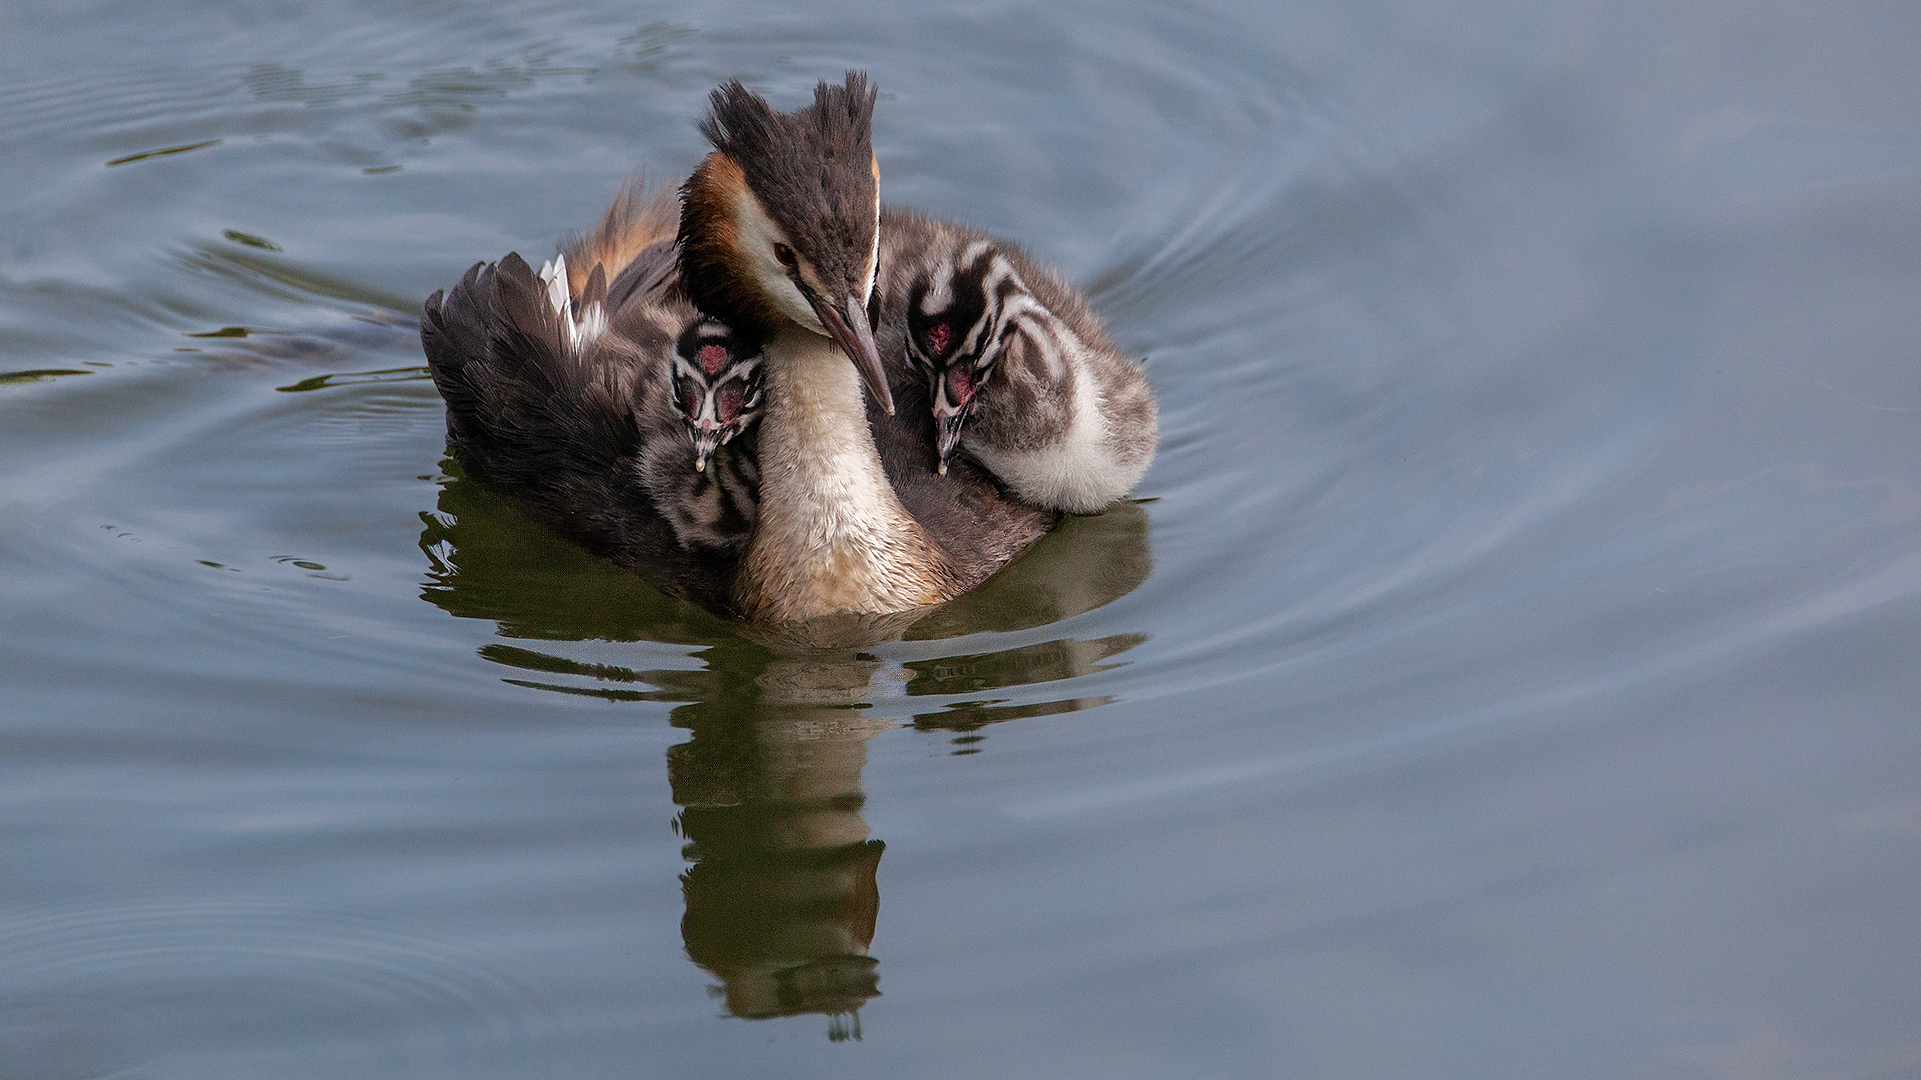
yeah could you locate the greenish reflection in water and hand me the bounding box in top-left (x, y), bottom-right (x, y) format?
top-left (417, 468), bottom-right (1150, 1033)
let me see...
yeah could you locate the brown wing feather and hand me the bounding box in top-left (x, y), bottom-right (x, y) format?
top-left (421, 243), bottom-right (741, 611)
top-left (872, 399), bottom-right (1059, 592)
top-left (561, 178), bottom-right (681, 295)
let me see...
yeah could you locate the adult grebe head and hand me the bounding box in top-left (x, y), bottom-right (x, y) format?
top-left (677, 72), bottom-right (892, 415)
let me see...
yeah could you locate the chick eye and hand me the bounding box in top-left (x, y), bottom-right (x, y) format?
top-left (772, 242), bottom-right (797, 270)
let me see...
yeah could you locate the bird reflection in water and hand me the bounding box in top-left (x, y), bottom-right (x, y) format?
top-left (669, 654), bottom-right (889, 1037)
top-left (417, 466), bottom-right (1150, 1035)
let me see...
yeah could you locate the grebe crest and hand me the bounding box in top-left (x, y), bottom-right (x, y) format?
top-left (677, 73), bottom-right (891, 414)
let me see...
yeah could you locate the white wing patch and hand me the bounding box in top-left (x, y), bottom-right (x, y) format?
top-left (537, 254), bottom-right (606, 355)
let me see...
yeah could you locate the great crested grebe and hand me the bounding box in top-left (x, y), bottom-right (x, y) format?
top-left (420, 73), bottom-right (1155, 623)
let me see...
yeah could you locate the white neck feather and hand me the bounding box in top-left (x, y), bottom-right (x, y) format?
top-left (735, 325), bottom-right (951, 621)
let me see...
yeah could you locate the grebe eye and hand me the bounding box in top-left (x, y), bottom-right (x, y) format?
top-left (772, 242), bottom-right (797, 270)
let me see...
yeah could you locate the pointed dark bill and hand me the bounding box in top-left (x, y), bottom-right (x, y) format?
top-left (811, 292), bottom-right (894, 415)
top-left (935, 410), bottom-right (968, 476)
top-left (692, 427), bottom-right (724, 472)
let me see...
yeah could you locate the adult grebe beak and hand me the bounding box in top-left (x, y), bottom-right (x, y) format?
top-left (811, 291), bottom-right (894, 416)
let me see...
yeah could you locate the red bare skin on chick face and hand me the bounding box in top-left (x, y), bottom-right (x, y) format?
top-left (950, 362), bottom-right (975, 403)
top-left (699, 344), bottom-right (727, 376)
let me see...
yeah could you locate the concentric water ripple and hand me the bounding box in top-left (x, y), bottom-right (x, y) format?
top-left (4, 0), bottom-right (1921, 1073)
top-left (0, 902), bottom-right (572, 1077)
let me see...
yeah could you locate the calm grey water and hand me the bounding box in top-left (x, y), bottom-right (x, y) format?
top-left (3, 0), bottom-right (1919, 1075)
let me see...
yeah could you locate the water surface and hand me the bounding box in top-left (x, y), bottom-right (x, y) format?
top-left (3, 0), bottom-right (1919, 1075)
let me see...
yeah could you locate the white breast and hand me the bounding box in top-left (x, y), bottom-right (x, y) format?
top-left (737, 326), bottom-right (950, 620)
top-left (967, 333), bottom-right (1154, 514)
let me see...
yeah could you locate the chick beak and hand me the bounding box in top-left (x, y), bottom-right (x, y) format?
top-left (933, 394), bottom-right (971, 476)
top-left (692, 426), bottom-right (724, 472)
top-left (810, 291), bottom-right (894, 416)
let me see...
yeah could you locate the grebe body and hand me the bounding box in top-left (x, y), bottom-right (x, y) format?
top-left (421, 74), bottom-right (1151, 623)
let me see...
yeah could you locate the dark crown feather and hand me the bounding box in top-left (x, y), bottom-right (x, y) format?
top-left (686, 73), bottom-right (878, 303)
top-left (698, 72), bottom-right (876, 177)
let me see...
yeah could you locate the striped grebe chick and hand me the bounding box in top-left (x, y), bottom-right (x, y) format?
top-left (640, 314), bottom-right (764, 552)
top-left (877, 211), bottom-right (1156, 513)
top-left (670, 318), bottom-right (764, 474)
